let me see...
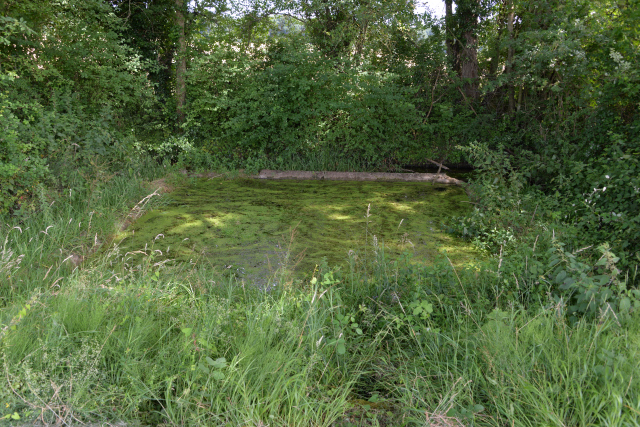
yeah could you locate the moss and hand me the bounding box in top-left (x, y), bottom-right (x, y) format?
top-left (118, 178), bottom-right (480, 282)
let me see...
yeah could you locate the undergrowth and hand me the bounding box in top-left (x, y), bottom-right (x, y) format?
top-left (1, 168), bottom-right (639, 426)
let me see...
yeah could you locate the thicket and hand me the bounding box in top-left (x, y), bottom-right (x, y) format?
top-left (0, 0), bottom-right (154, 218)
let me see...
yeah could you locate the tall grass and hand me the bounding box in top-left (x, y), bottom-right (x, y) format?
top-left (1, 170), bottom-right (639, 426)
top-left (379, 302), bottom-right (640, 426)
top-left (0, 254), bottom-right (370, 425)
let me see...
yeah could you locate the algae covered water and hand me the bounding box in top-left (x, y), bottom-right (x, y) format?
top-left (118, 178), bottom-right (479, 283)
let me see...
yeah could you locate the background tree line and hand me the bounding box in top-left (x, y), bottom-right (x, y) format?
top-left (1, 0), bottom-right (638, 265)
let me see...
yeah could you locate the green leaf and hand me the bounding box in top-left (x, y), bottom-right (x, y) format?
top-left (549, 258), bottom-right (561, 267)
top-left (211, 357), bottom-right (227, 369)
top-left (336, 343), bottom-right (346, 355)
top-left (422, 302), bottom-right (433, 313)
top-left (619, 297), bottom-right (631, 313)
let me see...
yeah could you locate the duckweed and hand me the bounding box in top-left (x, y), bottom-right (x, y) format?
top-left (118, 178), bottom-right (479, 282)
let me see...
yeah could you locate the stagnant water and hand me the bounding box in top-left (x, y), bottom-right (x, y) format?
top-left (118, 178), bottom-right (480, 284)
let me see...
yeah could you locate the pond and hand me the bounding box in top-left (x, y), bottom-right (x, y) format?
top-left (118, 178), bottom-right (480, 284)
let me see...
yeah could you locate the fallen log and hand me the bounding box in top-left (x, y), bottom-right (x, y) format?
top-left (256, 169), bottom-right (465, 186)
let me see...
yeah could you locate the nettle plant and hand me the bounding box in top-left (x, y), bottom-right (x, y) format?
top-left (546, 241), bottom-right (640, 322)
top-left (567, 133), bottom-right (640, 268)
top-left (448, 141), bottom-right (540, 256)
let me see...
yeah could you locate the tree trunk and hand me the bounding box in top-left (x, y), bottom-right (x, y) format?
top-left (458, 0), bottom-right (479, 100)
top-left (354, 21), bottom-right (368, 62)
top-left (460, 30), bottom-right (478, 100)
top-left (445, 0), bottom-right (456, 71)
top-left (175, 0), bottom-right (187, 126)
top-left (489, 31), bottom-right (502, 78)
top-left (506, 0), bottom-right (515, 113)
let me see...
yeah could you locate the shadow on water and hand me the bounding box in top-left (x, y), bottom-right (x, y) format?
top-left (117, 178), bottom-right (481, 285)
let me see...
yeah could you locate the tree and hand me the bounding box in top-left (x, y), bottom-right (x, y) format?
top-left (176, 0), bottom-right (187, 125)
top-left (445, 0), bottom-right (482, 101)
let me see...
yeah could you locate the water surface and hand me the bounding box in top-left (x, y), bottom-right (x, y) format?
top-left (118, 178), bottom-right (479, 283)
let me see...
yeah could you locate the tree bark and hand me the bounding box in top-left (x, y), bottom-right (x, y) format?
top-left (506, 0), bottom-right (515, 113)
top-left (354, 21), bottom-right (368, 62)
top-left (256, 170), bottom-right (466, 186)
top-left (445, 0), bottom-right (456, 71)
top-left (457, 0), bottom-right (479, 101)
top-left (489, 32), bottom-right (501, 78)
top-left (175, 0), bottom-right (187, 126)
top-left (460, 30), bottom-right (478, 100)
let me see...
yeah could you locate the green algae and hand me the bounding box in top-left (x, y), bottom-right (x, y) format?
top-left (118, 178), bottom-right (480, 282)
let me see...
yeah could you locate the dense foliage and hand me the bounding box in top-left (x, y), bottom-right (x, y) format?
top-left (0, 0), bottom-right (153, 216)
top-left (188, 39), bottom-right (423, 168)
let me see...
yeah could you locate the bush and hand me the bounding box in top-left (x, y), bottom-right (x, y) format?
top-left (186, 39), bottom-right (423, 168)
top-left (0, 93), bottom-right (49, 215)
top-left (564, 133), bottom-right (640, 267)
